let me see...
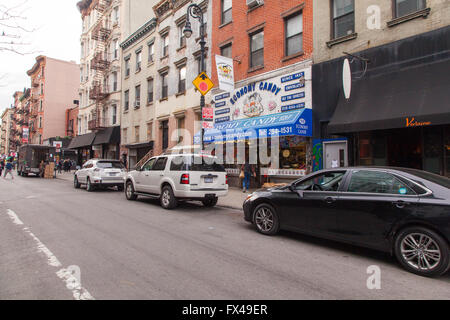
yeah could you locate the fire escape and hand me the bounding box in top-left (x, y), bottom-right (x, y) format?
top-left (89, 0), bottom-right (112, 131)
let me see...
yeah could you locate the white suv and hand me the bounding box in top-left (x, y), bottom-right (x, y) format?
top-left (125, 154), bottom-right (228, 209)
top-left (74, 159), bottom-right (126, 192)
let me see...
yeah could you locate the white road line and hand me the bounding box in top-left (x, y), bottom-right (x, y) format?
top-left (4, 209), bottom-right (95, 300)
top-left (6, 209), bottom-right (24, 225)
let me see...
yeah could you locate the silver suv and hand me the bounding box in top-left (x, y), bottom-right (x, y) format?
top-left (125, 154), bottom-right (228, 209)
top-left (74, 159), bottom-right (126, 192)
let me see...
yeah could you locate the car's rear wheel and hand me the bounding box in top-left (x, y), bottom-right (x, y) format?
top-left (202, 197), bottom-right (218, 207)
top-left (125, 181), bottom-right (137, 200)
top-left (394, 226), bottom-right (450, 277)
top-left (160, 185), bottom-right (178, 210)
top-left (253, 203), bottom-right (280, 235)
top-left (74, 175), bottom-right (81, 189)
top-left (86, 178), bottom-right (94, 192)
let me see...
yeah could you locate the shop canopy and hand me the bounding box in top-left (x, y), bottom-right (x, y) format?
top-left (194, 109), bottom-right (312, 144)
top-left (328, 58), bottom-right (450, 134)
top-left (67, 132), bottom-right (96, 149)
top-left (93, 126), bottom-right (120, 145)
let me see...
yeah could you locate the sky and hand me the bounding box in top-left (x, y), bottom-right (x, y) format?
top-left (0, 0), bottom-right (81, 113)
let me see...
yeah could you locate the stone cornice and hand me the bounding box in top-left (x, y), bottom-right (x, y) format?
top-left (120, 18), bottom-right (157, 50)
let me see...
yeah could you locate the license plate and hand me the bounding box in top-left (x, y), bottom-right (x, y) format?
top-left (204, 177), bottom-right (213, 183)
top-left (109, 173), bottom-right (117, 176)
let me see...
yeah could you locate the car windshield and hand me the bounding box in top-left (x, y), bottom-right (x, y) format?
top-left (399, 168), bottom-right (450, 189)
top-left (96, 161), bottom-right (124, 169)
top-left (170, 156), bottom-right (225, 172)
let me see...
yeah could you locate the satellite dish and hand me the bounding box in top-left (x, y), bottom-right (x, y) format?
top-left (343, 58), bottom-right (352, 100)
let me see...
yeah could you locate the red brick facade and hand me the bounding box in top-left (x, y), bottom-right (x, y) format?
top-left (211, 1), bottom-right (313, 85)
top-left (66, 105), bottom-right (79, 138)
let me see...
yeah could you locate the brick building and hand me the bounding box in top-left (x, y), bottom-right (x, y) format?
top-left (208, 0), bottom-right (314, 186)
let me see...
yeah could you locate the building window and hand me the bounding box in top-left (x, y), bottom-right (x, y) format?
top-left (39, 117), bottom-right (42, 128)
top-left (113, 6), bottom-right (119, 24)
top-left (178, 66), bottom-right (186, 94)
top-left (112, 72), bottom-right (118, 91)
top-left (179, 24), bottom-right (186, 48)
top-left (114, 40), bottom-right (119, 59)
top-left (285, 12), bottom-right (303, 56)
top-left (112, 105), bottom-right (117, 124)
top-left (394, 0), bottom-right (426, 18)
top-left (147, 78), bottom-right (154, 103)
top-left (40, 83), bottom-right (44, 95)
top-left (332, 0), bottom-right (355, 39)
top-left (161, 120), bottom-right (169, 150)
top-left (125, 58), bottom-right (130, 77)
top-left (250, 30), bottom-right (264, 68)
top-left (148, 42), bottom-right (154, 63)
top-left (161, 73), bottom-right (168, 99)
top-left (124, 90), bottom-right (129, 111)
top-left (135, 85), bottom-right (141, 108)
top-left (135, 126), bottom-right (140, 143)
top-left (136, 51), bottom-right (142, 72)
top-left (221, 0), bottom-right (232, 25)
top-left (147, 122), bottom-right (153, 141)
top-left (162, 34), bottom-right (169, 57)
top-left (220, 43), bottom-right (232, 58)
top-left (122, 128), bottom-right (127, 144)
top-left (177, 117), bottom-right (185, 143)
top-left (39, 100), bottom-right (43, 112)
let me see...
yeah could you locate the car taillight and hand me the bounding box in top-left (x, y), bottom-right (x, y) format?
top-left (226, 174), bottom-right (228, 185)
top-left (180, 173), bottom-right (189, 184)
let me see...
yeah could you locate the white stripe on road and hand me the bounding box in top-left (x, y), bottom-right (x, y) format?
top-left (4, 209), bottom-right (95, 300)
top-left (6, 209), bottom-right (24, 225)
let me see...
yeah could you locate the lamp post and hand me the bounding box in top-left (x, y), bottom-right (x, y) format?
top-left (183, 3), bottom-right (206, 152)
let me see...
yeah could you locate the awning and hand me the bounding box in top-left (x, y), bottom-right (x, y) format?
top-left (194, 109), bottom-right (312, 144)
top-left (93, 126), bottom-right (120, 145)
top-left (125, 141), bottom-right (154, 149)
top-left (328, 58), bottom-right (450, 134)
top-left (67, 132), bottom-right (96, 149)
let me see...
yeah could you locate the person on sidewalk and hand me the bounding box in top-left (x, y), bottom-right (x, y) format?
top-left (241, 160), bottom-right (256, 193)
top-left (3, 159), bottom-right (14, 180)
top-left (0, 159), bottom-right (4, 177)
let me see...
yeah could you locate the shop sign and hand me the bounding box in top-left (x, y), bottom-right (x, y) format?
top-left (405, 117), bottom-right (431, 127)
top-left (260, 168), bottom-right (306, 177)
top-left (22, 127), bottom-right (29, 144)
top-left (212, 66), bottom-right (312, 122)
top-left (215, 55), bottom-right (235, 92)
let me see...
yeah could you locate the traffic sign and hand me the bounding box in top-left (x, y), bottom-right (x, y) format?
top-left (193, 72), bottom-right (214, 96)
top-left (202, 107), bottom-right (214, 120)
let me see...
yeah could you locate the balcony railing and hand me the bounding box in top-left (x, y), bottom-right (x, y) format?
top-left (91, 52), bottom-right (110, 71)
top-left (89, 82), bottom-right (109, 100)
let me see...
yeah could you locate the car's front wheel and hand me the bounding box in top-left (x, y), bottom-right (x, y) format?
top-left (253, 203), bottom-right (280, 236)
top-left (160, 185), bottom-right (178, 210)
top-left (394, 226), bottom-right (450, 277)
top-left (125, 181), bottom-right (137, 200)
top-left (202, 197), bottom-right (218, 207)
top-left (74, 175), bottom-right (81, 189)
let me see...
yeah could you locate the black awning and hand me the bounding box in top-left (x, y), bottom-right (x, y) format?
top-left (328, 58), bottom-right (450, 134)
top-left (67, 133), bottom-right (96, 149)
top-left (93, 126), bottom-right (120, 145)
top-left (125, 141), bottom-right (154, 149)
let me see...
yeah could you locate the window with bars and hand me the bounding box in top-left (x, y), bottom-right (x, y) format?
top-left (250, 30), bottom-right (264, 68)
top-left (332, 0), bottom-right (355, 39)
top-left (285, 12), bottom-right (303, 56)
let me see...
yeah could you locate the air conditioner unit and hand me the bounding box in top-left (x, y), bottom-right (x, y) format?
top-left (246, 0), bottom-right (263, 7)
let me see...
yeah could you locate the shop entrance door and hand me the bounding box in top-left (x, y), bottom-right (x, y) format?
top-left (323, 141), bottom-right (348, 169)
top-left (387, 128), bottom-right (422, 170)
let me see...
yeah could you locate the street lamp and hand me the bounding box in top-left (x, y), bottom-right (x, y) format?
top-left (183, 4), bottom-right (206, 152)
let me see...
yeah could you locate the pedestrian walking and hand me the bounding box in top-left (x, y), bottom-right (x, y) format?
top-left (3, 159), bottom-right (14, 180)
top-left (0, 159), bottom-right (4, 177)
top-left (241, 160), bottom-right (256, 193)
top-left (57, 160), bottom-right (63, 174)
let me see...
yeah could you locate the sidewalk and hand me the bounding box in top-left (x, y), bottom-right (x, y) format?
top-left (55, 171), bottom-right (250, 210)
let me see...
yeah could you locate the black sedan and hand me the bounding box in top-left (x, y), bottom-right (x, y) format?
top-left (243, 167), bottom-right (450, 277)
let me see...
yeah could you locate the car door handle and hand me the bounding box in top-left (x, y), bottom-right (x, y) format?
top-left (392, 200), bottom-right (409, 208)
top-left (324, 197), bottom-right (337, 204)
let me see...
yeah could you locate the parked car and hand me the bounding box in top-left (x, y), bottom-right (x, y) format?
top-left (243, 167), bottom-right (450, 277)
top-left (125, 154), bottom-right (228, 209)
top-left (74, 159), bottom-right (126, 192)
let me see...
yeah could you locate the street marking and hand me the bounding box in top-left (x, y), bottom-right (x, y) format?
top-left (6, 209), bottom-right (24, 225)
top-left (4, 209), bottom-right (95, 300)
top-left (26, 195), bottom-right (37, 199)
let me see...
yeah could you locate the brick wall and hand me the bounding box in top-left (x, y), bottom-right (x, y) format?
top-left (211, 0), bottom-right (313, 85)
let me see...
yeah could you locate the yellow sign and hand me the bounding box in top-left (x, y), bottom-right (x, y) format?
top-left (193, 72), bottom-right (214, 96)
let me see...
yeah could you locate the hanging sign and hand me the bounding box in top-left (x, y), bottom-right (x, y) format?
top-left (215, 54), bottom-right (235, 92)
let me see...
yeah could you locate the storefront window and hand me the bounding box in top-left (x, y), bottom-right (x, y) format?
top-left (279, 136), bottom-right (308, 170)
top-left (423, 126), bottom-right (443, 175)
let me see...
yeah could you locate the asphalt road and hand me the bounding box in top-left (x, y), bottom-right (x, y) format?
top-left (0, 173), bottom-right (449, 300)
